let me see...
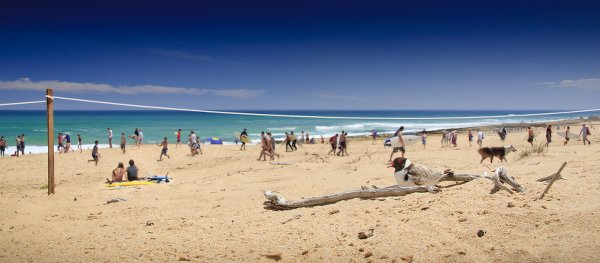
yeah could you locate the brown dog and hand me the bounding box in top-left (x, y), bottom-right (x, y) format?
top-left (477, 145), bottom-right (517, 163)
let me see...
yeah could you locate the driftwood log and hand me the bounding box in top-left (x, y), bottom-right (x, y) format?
top-left (263, 166), bottom-right (525, 210)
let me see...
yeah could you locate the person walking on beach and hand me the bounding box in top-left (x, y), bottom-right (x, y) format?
top-left (77, 134), bottom-right (83, 153)
top-left (107, 128), bottom-right (113, 148)
top-left (64, 133), bottom-right (71, 153)
top-left (120, 133), bottom-right (127, 154)
top-left (545, 125), bottom-right (552, 148)
top-left (88, 141), bottom-right (100, 166)
top-left (371, 129), bottom-right (378, 145)
top-left (564, 126), bottom-right (571, 145)
top-left (440, 130), bottom-right (448, 147)
top-left (337, 132), bottom-right (348, 156)
top-left (268, 132), bottom-right (280, 160)
top-left (467, 129), bottom-right (473, 148)
top-left (421, 130), bottom-right (427, 149)
top-left (57, 133), bottom-right (63, 152)
top-left (176, 129), bottom-right (182, 148)
top-left (157, 137), bottom-right (170, 161)
top-left (579, 124), bottom-right (591, 145)
top-left (477, 130), bottom-right (484, 148)
top-left (328, 134), bottom-right (338, 155)
top-left (257, 131), bottom-right (272, 161)
top-left (283, 132), bottom-right (291, 152)
top-left (389, 126), bottom-right (405, 161)
top-left (451, 130), bottom-right (457, 148)
top-left (0, 136), bottom-right (6, 157)
top-left (527, 127), bottom-right (535, 147)
top-left (240, 128), bottom-right (248, 151)
top-left (290, 131), bottom-right (298, 151)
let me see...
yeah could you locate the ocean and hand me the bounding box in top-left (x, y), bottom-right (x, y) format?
top-left (0, 110), bottom-right (592, 154)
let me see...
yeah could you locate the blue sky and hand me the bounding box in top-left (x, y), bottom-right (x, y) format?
top-left (1, 0), bottom-right (599, 110)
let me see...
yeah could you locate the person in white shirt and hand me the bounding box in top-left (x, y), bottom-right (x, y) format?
top-left (477, 130), bottom-right (484, 148)
top-left (107, 128), bottom-right (113, 148)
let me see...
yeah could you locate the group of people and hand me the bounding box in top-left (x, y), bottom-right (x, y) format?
top-left (0, 134), bottom-right (26, 157)
top-left (258, 131), bottom-right (280, 161)
top-left (540, 124), bottom-right (592, 148)
top-left (108, 159), bottom-right (139, 183)
top-left (57, 133), bottom-right (82, 153)
top-left (327, 131), bottom-right (350, 156)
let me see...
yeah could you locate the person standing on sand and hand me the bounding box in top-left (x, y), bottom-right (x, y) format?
top-left (527, 127), bottom-right (534, 147)
top-left (306, 131), bottom-right (310, 143)
top-left (157, 137), bottom-right (170, 161)
top-left (328, 134), bottom-right (338, 155)
top-left (77, 134), bottom-right (82, 153)
top-left (176, 129), bottom-right (182, 148)
top-left (138, 129), bottom-right (144, 148)
top-left (57, 133), bottom-right (63, 152)
top-left (389, 126), bottom-right (405, 161)
top-left (467, 129), bottom-right (473, 148)
top-left (88, 141), bottom-right (100, 166)
top-left (579, 124), bottom-right (591, 145)
top-left (240, 128), bottom-right (248, 151)
top-left (420, 130), bottom-right (426, 149)
top-left (371, 129), bottom-right (378, 145)
top-left (564, 126), bottom-right (571, 145)
top-left (120, 133), bottom-right (127, 154)
top-left (477, 130), bottom-right (484, 148)
top-left (268, 132), bottom-right (279, 160)
top-left (0, 136), bottom-right (6, 157)
top-left (20, 134), bottom-right (25, 155)
top-left (15, 135), bottom-right (21, 157)
top-left (545, 125), bottom-right (552, 148)
top-left (337, 132), bottom-right (347, 156)
top-left (301, 131), bottom-right (305, 144)
top-left (107, 128), bottom-right (113, 148)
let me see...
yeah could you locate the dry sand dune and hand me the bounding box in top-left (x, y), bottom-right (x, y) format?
top-left (1, 122), bottom-right (599, 262)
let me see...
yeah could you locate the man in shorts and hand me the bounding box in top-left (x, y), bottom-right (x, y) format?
top-left (88, 141), bottom-right (100, 166)
top-left (389, 126), bottom-right (405, 162)
top-left (579, 124), bottom-right (591, 145)
top-left (176, 129), bottom-right (182, 148)
top-left (120, 133), bottom-right (127, 154)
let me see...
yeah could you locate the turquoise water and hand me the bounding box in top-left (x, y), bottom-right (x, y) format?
top-left (0, 110), bottom-right (593, 153)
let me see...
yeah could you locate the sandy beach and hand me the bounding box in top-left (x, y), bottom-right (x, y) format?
top-left (1, 121), bottom-right (599, 262)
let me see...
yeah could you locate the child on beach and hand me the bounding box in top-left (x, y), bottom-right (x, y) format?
top-left (240, 128), bottom-right (248, 151)
top-left (0, 136), bottom-right (6, 157)
top-left (88, 141), bottom-right (100, 166)
top-left (120, 133), bottom-right (126, 154)
top-left (158, 137), bottom-right (170, 161)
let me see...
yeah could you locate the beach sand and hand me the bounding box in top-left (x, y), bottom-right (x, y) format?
top-left (1, 121), bottom-right (599, 262)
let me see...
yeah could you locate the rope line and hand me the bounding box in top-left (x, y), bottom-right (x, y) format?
top-left (0, 100), bottom-right (46, 107)
top-left (45, 95), bottom-right (600, 120)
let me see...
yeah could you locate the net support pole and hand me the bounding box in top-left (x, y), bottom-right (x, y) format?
top-left (46, 89), bottom-right (55, 195)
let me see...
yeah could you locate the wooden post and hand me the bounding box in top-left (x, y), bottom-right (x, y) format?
top-left (46, 89), bottom-right (55, 195)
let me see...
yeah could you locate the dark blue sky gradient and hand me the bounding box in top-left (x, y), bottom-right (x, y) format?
top-left (1, 0), bottom-right (599, 110)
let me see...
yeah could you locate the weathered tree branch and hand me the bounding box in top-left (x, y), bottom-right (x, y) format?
top-left (537, 162), bottom-right (567, 200)
top-left (263, 166), bottom-right (525, 210)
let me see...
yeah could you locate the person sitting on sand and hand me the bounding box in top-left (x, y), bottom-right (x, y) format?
top-left (126, 159), bottom-right (139, 181)
top-left (88, 141), bottom-right (100, 166)
top-left (108, 162), bottom-right (126, 183)
top-left (158, 137), bottom-right (170, 161)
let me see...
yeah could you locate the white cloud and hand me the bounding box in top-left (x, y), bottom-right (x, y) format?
top-left (146, 48), bottom-right (214, 62)
top-left (541, 78), bottom-right (600, 90)
top-left (0, 78), bottom-right (264, 98)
